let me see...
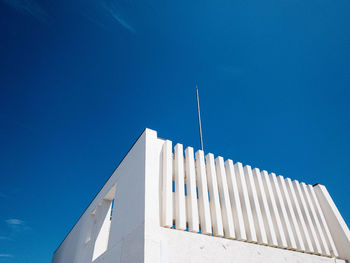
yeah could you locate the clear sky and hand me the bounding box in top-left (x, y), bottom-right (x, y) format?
top-left (0, 0), bottom-right (350, 262)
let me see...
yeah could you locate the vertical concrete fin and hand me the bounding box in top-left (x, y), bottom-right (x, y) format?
top-left (313, 184), bottom-right (350, 261)
top-left (215, 156), bottom-right (235, 239)
top-left (174, 144), bottom-right (186, 230)
top-left (293, 180), bottom-right (322, 254)
top-left (253, 168), bottom-right (278, 246)
top-left (206, 153), bottom-right (224, 237)
top-left (235, 162), bottom-right (257, 243)
top-left (307, 184), bottom-right (337, 257)
top-left (161, 140), bottom-right (173, 228)
top-left (300, 183), bottom-right (330, 256)
top-left (261, 170), bottom-right (287, 248)
top-left (286, 178), bottom-right (314, 253)
top-left (270, 173), bottom-right (297, 250)
top-left (225, 160), bottom-right (247, 241)
top-left (277, 176), bottom-right (305, 251)
top-left (185, 147), bottom-right (199, 232)
top-left (195, 150), bottom-right (212, 235)
top-left (244, 165), bottom-right (268, 245)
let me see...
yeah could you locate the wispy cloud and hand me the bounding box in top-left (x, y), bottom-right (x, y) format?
top-left (5, 219), bottom-right (25, 226)
top-left (101, 1), bottom-right (135, 33)
top-left (1, 219), bottom-right (31, 241)
top-left (1, 0), bottom-right (48, 21)
top-left (5, 218), bottom-right (30, 233)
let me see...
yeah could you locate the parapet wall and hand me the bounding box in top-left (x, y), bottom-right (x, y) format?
top-left (159, 140), bottom-right (350, 261)
top-left (52, 129), bottom-right (350, 263)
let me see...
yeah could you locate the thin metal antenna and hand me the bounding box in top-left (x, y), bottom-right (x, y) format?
top-left (196, 86), bottom-right (204, 151)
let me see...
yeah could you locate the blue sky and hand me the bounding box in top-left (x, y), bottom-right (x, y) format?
top-left (0, 0), bottom-right (349, 262)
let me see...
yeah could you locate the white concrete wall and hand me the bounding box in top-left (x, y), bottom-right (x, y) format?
top-left (158, 228), bottom-right (346, 263)
top-left (52, 128), bottom-right (153, 263)
top-left (52, 128), bottom-right (350, 263)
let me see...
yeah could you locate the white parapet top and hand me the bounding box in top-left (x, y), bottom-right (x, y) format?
top-left (52, 129), bottom-right (350, 263)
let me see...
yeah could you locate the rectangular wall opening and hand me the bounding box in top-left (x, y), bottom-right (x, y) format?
top-left (92, 185), bottom-right (117, 261)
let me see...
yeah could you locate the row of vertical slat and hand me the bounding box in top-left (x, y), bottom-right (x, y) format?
top-left (160, 141), bottom-right (338, 258)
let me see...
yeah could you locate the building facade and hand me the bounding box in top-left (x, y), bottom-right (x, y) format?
top-left (52, 129), bottom-right (350, 263)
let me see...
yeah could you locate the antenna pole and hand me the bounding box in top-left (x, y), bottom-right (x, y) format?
top-left (196, 86), bottom-right (204, 151)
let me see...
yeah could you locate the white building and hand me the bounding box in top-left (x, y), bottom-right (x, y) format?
top-left (52, 128), bottom-right (350, 263)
